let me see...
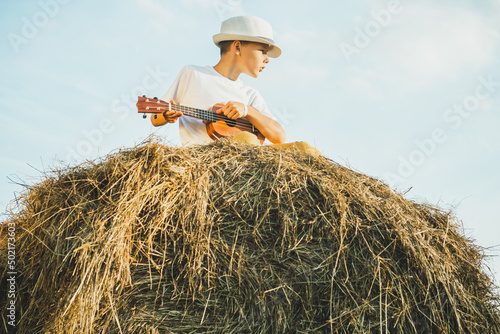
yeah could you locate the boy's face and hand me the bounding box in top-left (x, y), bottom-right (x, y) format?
top-left (239, 42), bottom-right (270, 78)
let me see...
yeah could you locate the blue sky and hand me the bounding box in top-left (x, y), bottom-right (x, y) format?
top-left (1, 0), bottom-right (499, 283)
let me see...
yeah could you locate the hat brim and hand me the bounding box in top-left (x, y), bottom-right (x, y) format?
top-left (213, 33), bottom-right (281, 58)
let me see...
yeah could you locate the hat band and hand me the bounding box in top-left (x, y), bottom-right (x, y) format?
top-left (255, 36), bottom-right (274, 45)
top-left (218, 34), bottom-right (274, 45)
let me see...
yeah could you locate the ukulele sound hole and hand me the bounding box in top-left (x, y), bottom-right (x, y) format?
top-left (224, 118), bottom-right (237, 127)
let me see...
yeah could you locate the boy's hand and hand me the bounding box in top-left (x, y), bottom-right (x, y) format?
top-left (215, 101), bottom-right (247, 119)
top-left (162, 100), bottom-right (183, 123)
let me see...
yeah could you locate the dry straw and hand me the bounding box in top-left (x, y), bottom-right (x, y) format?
top-left (1, 139), bottom-right (499, 333)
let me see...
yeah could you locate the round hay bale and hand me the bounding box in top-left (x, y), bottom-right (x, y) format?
top-left (1, 139), bottom-right (499, 333)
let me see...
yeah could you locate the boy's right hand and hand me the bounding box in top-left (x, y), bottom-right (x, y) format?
top-left (162, 100), bottom-right (183, 123)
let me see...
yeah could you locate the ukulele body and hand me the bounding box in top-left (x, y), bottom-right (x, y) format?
top-left (206, 120), bottom-right (265, 144)
top-left (137, 96), bottom-right (266, 144)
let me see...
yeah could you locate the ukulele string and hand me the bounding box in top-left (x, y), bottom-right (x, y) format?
top-left (153, 103), bottom-right (257, 132)
top-left (142, 98), bottom-right (257, 132)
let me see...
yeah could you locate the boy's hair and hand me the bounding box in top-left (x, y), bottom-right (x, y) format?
top-left (219, 40), bottom-right (250, 56)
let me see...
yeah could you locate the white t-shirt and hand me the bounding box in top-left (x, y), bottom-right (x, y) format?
top-left (160, 65), bottom-right (276, 146)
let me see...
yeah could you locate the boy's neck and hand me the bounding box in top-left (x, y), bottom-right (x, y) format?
top-left (213, 57), bottom-right (241, 81)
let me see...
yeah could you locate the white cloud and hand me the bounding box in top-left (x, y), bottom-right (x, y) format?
top-left (181, 0), bottom-right (217, 8)
top-left (369, 2), bottom-right (500, 82)
top-left (278, 24), bottom-right (343, 62)
top-left (136, 0), bottom-right (175, 18)
top-left (181, 0), bottom-right (245, 19)
top-left (330, 0), bottom-right (500, 108)
top-left (135, 0), bottom-right (186, 35)
top-left (343, 68), bottom-right (386, 102)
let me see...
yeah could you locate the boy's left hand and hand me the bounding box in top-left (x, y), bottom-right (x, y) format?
top-left (215, 101), bottom-right (247, 119)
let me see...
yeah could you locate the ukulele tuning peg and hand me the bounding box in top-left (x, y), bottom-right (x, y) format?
top-left (142, 95), bottom-right (146, 97)
top-left (143, 114), bottom-right (147, 119)
top-left (154, 97), bottom-right (158, 100)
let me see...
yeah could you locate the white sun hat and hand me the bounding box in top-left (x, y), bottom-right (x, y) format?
top-left (213, 16), bottom-right (282, 58)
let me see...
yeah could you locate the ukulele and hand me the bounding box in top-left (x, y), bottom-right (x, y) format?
top-left (137, 96), bottom-right (265, 144)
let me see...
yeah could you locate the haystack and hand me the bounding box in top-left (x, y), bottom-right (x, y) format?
top-left (1, 139), bottom-right (499, 333)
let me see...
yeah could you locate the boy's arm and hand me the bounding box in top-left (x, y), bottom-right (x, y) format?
top-left (245, 105), bottom-right (286, 144)
top-left (218, 101), bottom-right (286, 144)
top-left (150, 101), bottom-right (183, 126)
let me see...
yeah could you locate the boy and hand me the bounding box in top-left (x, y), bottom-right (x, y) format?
top-left (150, 15), bottom-right (286, 146)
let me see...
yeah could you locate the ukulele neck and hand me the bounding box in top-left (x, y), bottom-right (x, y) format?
top-left (170, 103), bottom-right (224, 123)
top-left (137, 96), bottom-right (258, 134)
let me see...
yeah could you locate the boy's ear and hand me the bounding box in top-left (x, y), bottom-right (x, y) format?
top-left (234, 41), bottom-right (241, 54)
